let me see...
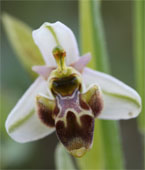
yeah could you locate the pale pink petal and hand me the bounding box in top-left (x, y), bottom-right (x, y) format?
top-left (32, 65), bottom-right (55, 79)
top-left (71, 53), bottom-right (91, 73)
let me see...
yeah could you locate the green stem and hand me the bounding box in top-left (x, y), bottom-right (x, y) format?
top-left (134, 0), bottom-right (145, 134)
top-left (78, 0), bottom-right (124, 169)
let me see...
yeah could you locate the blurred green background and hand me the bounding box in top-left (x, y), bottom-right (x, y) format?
top-left (1, 0), bottom-right (144, 169)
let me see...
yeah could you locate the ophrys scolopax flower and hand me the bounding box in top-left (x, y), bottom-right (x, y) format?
top-left (6, 22), bottom-right (142, 158)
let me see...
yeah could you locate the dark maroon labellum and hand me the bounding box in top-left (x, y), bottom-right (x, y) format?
top-left (55, 111), bottom-right (94, 157)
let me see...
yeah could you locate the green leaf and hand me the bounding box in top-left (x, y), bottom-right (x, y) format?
top-left (134, 0), bottom-right (145, 134)
top-left (90, 0), bottom-right (110, 73)
top-left (2, 13), bottom-right (44, 77)
top-left (78, 0), bottom-right (124, 169)
top-left (55, 144), bottom-right (76, 170)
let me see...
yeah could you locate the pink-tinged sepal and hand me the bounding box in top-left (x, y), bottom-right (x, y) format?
top-left (80, 84), bottom-right (103, 118)
top-left (36, 95), bottom-right (56, 127)
top-left (55, 111), bottom-right (94, 158)
top-left (32, 53), bottom-right (91, 79)
top-left (32, 65), bottom-right (55, 80)
top-left (71, 53), bottom-right (91, 73)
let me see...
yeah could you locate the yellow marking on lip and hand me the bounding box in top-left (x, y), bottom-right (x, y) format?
top-left (68, 137), bottom-right (88, 158)
top-left (55, 108), bottom-right (93, 128)
top-left (70, 147), bottom-right (87, 158)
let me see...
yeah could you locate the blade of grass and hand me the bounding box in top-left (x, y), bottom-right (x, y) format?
top-left (77, 0), bottom-right (124, 169)
top-left (134, 0), bottom-right (145, 134)
top-left (90, 0), bottom-right (110, 72)
top-left (79, 0), bottom-right (96, 69)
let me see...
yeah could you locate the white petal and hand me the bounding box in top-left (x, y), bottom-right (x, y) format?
top-left (32, 22), bottom-right (79, 67)
top-left (5, 77), bottom-right (55, 143)
top-left (83, 68), bottom-right (141, 120)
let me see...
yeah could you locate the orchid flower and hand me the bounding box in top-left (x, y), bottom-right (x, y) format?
top-left (6, 22), bottom-right (141, 158)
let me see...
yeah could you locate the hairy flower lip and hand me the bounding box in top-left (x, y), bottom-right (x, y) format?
top-left (55, 111), bottom-right (94, 157)
top-left (5, 21), bottom-right (141, 158)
